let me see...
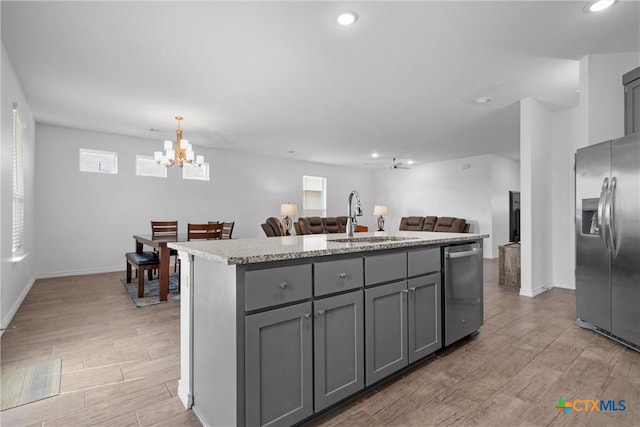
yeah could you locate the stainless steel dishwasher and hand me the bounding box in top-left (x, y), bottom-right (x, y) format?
top-left (443, 242), bottom-right (483, 346)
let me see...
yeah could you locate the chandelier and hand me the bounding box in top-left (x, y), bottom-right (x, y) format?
top-left (154, 115), bottom-right (204, 168)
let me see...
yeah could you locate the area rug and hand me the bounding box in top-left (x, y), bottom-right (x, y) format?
top-left (120, 275), bottom-right (180, 307)
top-left (1, 359), bottom-right (62, 411)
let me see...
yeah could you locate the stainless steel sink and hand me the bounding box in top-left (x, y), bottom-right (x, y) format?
top-left (328, 236), bottom-right (419, 243)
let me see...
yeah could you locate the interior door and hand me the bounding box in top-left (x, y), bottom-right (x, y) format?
top-left (610, 134), bottom-right (640, 345)
top-left (575, 141), bottom-right (612, 331)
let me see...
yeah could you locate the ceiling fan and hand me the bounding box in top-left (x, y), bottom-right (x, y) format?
top-left (391, 157), bottom-right (412, 170)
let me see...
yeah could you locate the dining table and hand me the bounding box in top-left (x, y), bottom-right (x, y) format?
top-left (133, 233), bottom-right (188, 301)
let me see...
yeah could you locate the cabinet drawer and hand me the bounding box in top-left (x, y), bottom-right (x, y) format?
top-left (365, 252), bottom-right (407, 286)
top-left (245, 264), bottom-right (312, 311)
top-left (408, 247), bottom-right (441, 277)
top-left (314, 258), bottom-right (364, 296)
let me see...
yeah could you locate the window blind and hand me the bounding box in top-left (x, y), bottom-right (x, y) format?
top-left (13, 109), bottom-right (25, 254)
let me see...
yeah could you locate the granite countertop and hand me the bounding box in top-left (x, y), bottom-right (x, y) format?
top-left (169, 231), bottom-right (488, 265)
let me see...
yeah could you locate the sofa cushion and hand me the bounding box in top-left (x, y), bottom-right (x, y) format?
top-left (336, 216), bottom-right (348, 233)
top-left (399, 216), bottom-right (425, 231)
top-left (434, 217), bottom-right (466, 233)
top-left (297, 217), bottom-right (311, 235)
top-left (322, 217), bottom-right (341, 233)
top-left (422, 216), bottom-right (438, 231)
top-left (307, 217), bottom-right (326, 234)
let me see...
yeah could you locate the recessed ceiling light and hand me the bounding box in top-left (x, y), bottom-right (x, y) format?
top-left (407, 160), bottom-right (414, 165)
top-left (337, 11), bottom-right (358, 26)
top-left (588, 0), bottom-right (617, 12)
top-left (474, 97), bottom-right (491, 105)
top-left (371, 152), bottom-right (379, 158)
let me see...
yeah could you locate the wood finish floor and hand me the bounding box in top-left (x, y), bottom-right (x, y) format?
top-left (1, 260), bottom-right (638, 426)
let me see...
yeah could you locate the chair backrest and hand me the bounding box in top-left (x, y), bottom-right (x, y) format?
top-left (188, 223), bottom-right (224, 240)
top-left (306, 217), bottom-right (326, 234)
top-left (261, 223), bottom-right (276, 237)
top-left (433, 217), bottom-right (467, 232)
top-left (151, 221), bottom-right (178, 238)
top-left (221, 221), bottom-right (235, 239)
top-left (322, 217), bottom-right (341, 233)
top-left (265, 217), bottom-right (285, 236)
top-left (399, 216), bottom-right (424, 231)
top-left (422, 216), bottom-right (438, 232)
top-left (336, 216), bottom-right (348, 233)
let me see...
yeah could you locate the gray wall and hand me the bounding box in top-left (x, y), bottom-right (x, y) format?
top-left (1, 44), bottom-right (36, 329)
top-left (34, 124), bottom-right (376, 277)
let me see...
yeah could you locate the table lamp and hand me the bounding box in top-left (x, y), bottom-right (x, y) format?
top-left (280, 203), bottom-right (298, 236)
top-left (373, 205), bottom-right (388, 231)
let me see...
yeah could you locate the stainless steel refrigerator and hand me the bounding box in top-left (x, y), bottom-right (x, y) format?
top-left (575, 133), bottom-right (640, 350)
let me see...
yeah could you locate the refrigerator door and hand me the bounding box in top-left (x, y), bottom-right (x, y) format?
top-left (575, 141), bottom-right (611, 331)
top-left (610, 133), bottom-right (640, 346)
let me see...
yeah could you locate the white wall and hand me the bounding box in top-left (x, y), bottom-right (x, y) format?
top-left (34, 124), bottom-right (375, 277)
top-left (551, 108), bottom-right (578, 289)
top-left (581, 53), bottom-right (639, 146)
top-left (1, 44), bottom-right (37, 330)
top-left (520, 98), bottom-right (554, 297)
top-left (372, 154), bottom-right (520, 258)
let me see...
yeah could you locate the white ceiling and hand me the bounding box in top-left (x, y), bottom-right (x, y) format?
top-left (2, 1), bottom-right (639, 167)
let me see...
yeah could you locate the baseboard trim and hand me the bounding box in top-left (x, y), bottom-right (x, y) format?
top-left (35, 266), bottom-right (125, 279)
top-left (519, 285), bottom-right (551, 298)
top-left (1, 275), bottom-right (36, 333)
top-left (178, 380), bottom-right (193, 409)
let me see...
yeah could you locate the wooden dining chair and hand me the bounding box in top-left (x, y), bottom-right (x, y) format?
top-left (151, 221), bottom-right (179, 272)
top-left (215, 221), bottom-right (235, 239)
top-left (188, 223), bottom-right (224, 240)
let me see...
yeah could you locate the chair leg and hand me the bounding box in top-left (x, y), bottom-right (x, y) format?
top-left (138, 266), bottom-right (145, 298)
top-left (147, 269), bottom-right (153, 281)
top-left (126, 260), bottom-right (132, 283)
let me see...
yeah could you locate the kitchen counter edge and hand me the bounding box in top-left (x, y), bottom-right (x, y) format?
top-left (168, 232), bottom-right (489, 266)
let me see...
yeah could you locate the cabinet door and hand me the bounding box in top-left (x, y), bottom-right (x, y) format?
top-left (625, 74), bottom-right (640, 135)
top-left (314, 291), bottom-right (364, 411)
top-left (408, 273), bottom-right (441, 363)
top-left (245, 302), bottom-right (313, 427)
top-left (365, 281), bottom-right (408, 385)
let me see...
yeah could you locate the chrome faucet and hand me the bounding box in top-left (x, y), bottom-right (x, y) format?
top-left (346, 190), bottom-right (363, 237)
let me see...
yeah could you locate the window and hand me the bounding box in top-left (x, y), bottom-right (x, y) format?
top-left (303, 175), bottom-right (326, 217)
top-left (12, 107), bottom-right (25, 255)
top-left (79, 148), bottom-right (118, 174)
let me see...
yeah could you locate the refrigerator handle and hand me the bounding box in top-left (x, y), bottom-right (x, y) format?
top-left (597, 177), bottom-right (609, 251)
top-left (606, 177), bottom-right (617, 254)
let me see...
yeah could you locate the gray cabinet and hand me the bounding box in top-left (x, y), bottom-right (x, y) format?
top-left (313, 291), bottom-right (364, 411)
top-left (245, 302), bottom-right (313, 427)
top-left (408, 273), bottom-right (442, 363)
top-left (365, 281), bottom-right (408, 385)
top-left (314, 257), bottom-right (363, 296)
top-left (364, 276), bottom-right (442, 385)
top-left (624, 66), bottom-right (640, 136)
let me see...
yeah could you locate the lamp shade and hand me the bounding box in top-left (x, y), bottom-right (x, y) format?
top-left (373, 205), bottom-right (388, 216)
top-left (280, 203), bottom-right (298, 216)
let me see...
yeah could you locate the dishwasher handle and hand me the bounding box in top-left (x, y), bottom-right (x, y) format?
top-left (445, 248), bottom-right (480, 259)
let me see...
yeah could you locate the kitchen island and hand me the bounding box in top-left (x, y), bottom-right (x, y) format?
top-left (170, 231), bottom-right (487, 427)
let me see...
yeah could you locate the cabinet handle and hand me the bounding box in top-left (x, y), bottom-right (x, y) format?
top-left (279, 282), bottom-right (288, 289)
top-left (304, 313), bottom-right (311, 319)
top-left (317, 309), bottom-right (325, 316)
top-left (402, 289), bottom-right (409, 293)
top-left (338, 272), bottom-right (347, 279)
top-left (409, 287), bottom-right (416, 292)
